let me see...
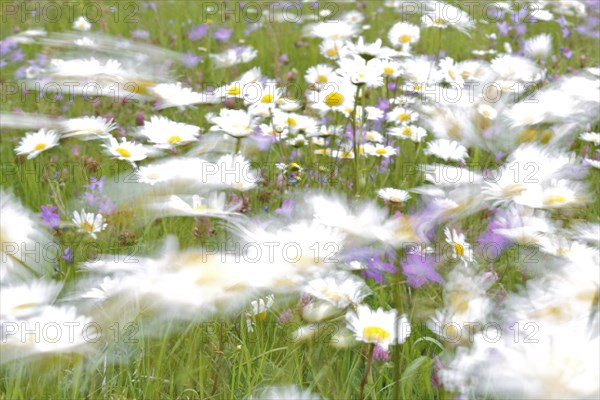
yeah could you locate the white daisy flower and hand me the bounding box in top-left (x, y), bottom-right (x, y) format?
top-left (148, 192), bottom-right (237, 218)
top-left (1, 189), bottom-right (53, 282)
top-left (580, 132), bottom-right (600, 144)
top-left (139, 116), bottom-right (200, 148)
top-left (364, 130), bottom-right (384, 143)
top-left (216, 154), bottom-right (260, 191)
top-left (363, 143), bottom-right (397, 158)
top-left (377, 188), bottom-right (411, 203)
top-left (319, 39), bottom-right (344, 60)
top-left (584, 158), bottom-right (600, 169)
top-left (387, 107), bottom-right (419, 124)
top-left (1, 306), bottom-right (97, 363)
top-left (439, 57), bottom-right (465, 87)
top-left (424, 139), bottom-right (469, 162)
top-left (346, 305), bottom-right (410, 350)
top-left (305, 20), bottom-right (360, 41)
top-left (303, 273), bottom-right (371, 309)
top-left (72, 209), bottom-right (107, 239)
top-left (388, 125), bottom-right (428, 142)
top-left (103, 137), bottom-right (148, 162)
top-left (341, 36), bottom-right (397, 60)
top-left (364, 106), bottom-right (384, 121)
top-left (305, 64), bottom-right (336, 86)
top-left (376, 61), bottom-right (400, 82)
top-left (477, 104), bottom-right (498, 120)
top-left (252, 385), bottom-right (321, 400)
top-left (444, 227), bottom-right (474, 265)
top-left (210, 46), bottom-right (257, 68)
top-left (336, 55), bottom-right (384, 87)
top-left (388, 21), bottom-right (420, 49)
top-left (523, 33), bottom-right (553, 60)
top-left (0, 281), bottom-right (62, 319)
top-left (150, 82), bottom-right (214, 109)
top-left (60, 116), bottom-right (117, 140)
top-left (209, 108), bottom-right (258, 138)
top-left (421, 4), bottom-right (474, 34)
top-left (246, 294), bottom-right (274, 332)
top-left (327, 149), bottom-right (355, 159)
top-left (135, 164), bottom-right (174, 186)
top-left (15, 129), bottom-right (60, 159)
top-left (72, 16), bottom-right (91, 31)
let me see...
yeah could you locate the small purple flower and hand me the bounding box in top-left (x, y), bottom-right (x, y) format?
top-left (85, 176), bottom-right (106, 192)
top-left (401, 252), bottom-right (443, 288)
top-left (39, 205), bottom-right (60, 230)
top-left (375, 98), bottom-right (390, 113)
top-left (213, 27), bottom-right (233, 42)
top-left (496, 21), bottom-right (511, 37)
top-left (131, 29), bottom-right (150, 40)
top-left (143, 1), bottom-right (157, 10)
top-left (362, 256), bottom-right (396, 284)
top-left (10, 48), bottom-right (24, 63)
top-left (98, 197), bottom-right (117, 215)
top-left (275, 199), bottom-right (294, 218)
top-left (0, 39), bottom-right (17, 56)
top-left (279, 53), bottom-right (289, 64)
top-left (188, 24), bottom-right (209, 40)
top-left (63, 246), bottom-right (74, 264)
top-left (514, 23), bottom-right (527, 36)
top-left (477, 210), bottom-right (513, 252)
top-left (372, 345), bottom-right (390, 362)
top-left (136, 111), bottom-right (145, 126)
top-left (182, 51), bottom-right (203, 68)
top-left (560, 47), bottom-right (573, 59)
top-left (278, 308), bottom-right (294, 325)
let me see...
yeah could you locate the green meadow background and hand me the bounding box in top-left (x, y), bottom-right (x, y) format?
top-left (1, 1), bottom-right (599, 398)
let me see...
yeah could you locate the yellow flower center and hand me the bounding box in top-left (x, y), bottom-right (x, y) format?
top-left (502, 184), bottom-right (527, 197)
top-left (454, 243), bottom-right (465, 257)
top-left (261, 94), bottom-right (274, 103)
top-left (167, 135), bottom-right (182, 144)
top-left (517, 128), bottom-right (538, 143)
top-left (544, 195), bottom-right (567, 206)
top-left (413, 84), bottom-right (422, 91)
top-left (227, 86), bottom-right (241, 96)
top-left (540, 129), bottom-right (554, 144)
top-left (34, 143), bottom-right (47, 151)
top-left (402, 127), bottom-right (413, 136)
top-left (375, 148), bottom-right (388, 155)
top-left (449, 292), bottom-right (469, 313)
top-left (325, 48), bottom-right (338, 58)
top-left (363, 326), bottom-right (390, 342)
top-left (398, 113), bottom-right (410, 122)
top-left (339, 151), bottom-right (353, 158)
top-left (383, 67), bottom-right (395, 75)
top-left (399, 34), bottom-right (411, 43)
top-left (448, 69), bottom-right (457, 81)
top-left (80, 221), bottom-right (94, 232)
top-left (317, 75), bottom-right (328, 83)
top-left (286, 117), bottom-right (297, 126)
top-left (115, 147), bottom-right (131, 158)
top-left (434, 18), bottom-right (446, 25)
top-left (324, 92), bottom-right (344, 107)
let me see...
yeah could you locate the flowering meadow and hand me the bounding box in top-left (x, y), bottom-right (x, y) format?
top-left (1, 0), bottom-right (599, 398)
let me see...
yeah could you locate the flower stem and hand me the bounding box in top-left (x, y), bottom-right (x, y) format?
top-left (352, 85), bottom-right (362, 193)
top-left (359, 343), bottom-right (375, 400)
